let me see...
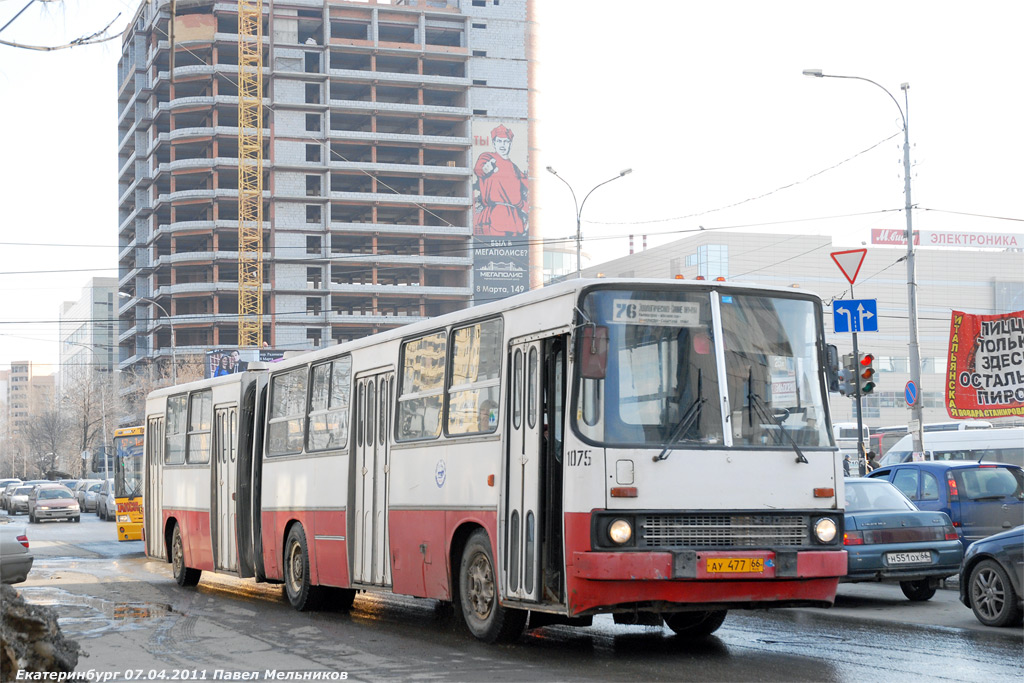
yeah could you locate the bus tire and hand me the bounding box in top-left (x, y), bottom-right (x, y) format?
top-left (171, 524), bottom-right (201, 587)
top-left (284, 524), bottom-right (321, 611)
top-left (457, 529), bottom-right (526, 643)
top-left (664, 610), bottom-right (728, 637)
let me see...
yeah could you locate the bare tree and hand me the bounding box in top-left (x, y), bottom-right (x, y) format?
top-left (62, 372), bottom-right (118, 478)
top-left (24, 406), bottom-right (73, 478)
top-left (0, 0), bottom-right (122, 52)
top-left (117, 354), bottom-right (206, 426)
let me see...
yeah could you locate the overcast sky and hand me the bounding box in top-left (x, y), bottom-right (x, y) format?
top-left (2, 0), bottom-right (1022, 375)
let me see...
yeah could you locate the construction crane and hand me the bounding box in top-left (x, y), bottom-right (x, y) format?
top-left (237, 0), bottom-right (264, 347)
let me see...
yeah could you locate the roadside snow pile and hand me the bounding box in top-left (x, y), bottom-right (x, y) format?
top-left (0, 583), bottom-right (81, 678)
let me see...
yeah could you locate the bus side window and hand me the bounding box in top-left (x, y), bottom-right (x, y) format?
top-left (267, 369), bottom-right (307, 456)
top-left (165, 395), bottom-right (187, 465)
top-left (397, 331), bottom-right (446, 441)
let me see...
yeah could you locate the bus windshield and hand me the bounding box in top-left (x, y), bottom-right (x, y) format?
top-left (574, 288), bottom-right (830, 449)
top-left (114, 432), bottom-right (144, 499)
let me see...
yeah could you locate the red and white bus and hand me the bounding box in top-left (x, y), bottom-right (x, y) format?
top-left (144, 278), bottom-right (847, 642)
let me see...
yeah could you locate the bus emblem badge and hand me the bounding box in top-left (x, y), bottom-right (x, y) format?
top-left (435, 460), bottom-right (447, 488)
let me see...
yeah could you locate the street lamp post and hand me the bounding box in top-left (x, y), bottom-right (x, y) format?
top-left (121, 292), bottom-right (177, 385)
top-left (804, 69), bottom-right (925, 454)
top-left (546, 167), bottom-right (632, 278)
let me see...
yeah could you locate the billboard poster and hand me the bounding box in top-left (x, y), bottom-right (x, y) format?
top-left (472, 120), bottom-right (530, 302)
top-left (205, 348), bottom-right (286, 379)
top-left (946, 309), bottom-right (1024, 419)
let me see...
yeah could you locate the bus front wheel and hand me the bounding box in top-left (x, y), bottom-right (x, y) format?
top-left (457, 529), bottom-right (526, 643)
top-left (284, 524), bottom-right (321, 611)
top-left (171, 524), bottom-right (201, 587)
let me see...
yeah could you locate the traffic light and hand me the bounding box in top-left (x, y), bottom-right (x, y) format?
top-left (859, 353), bottom-right (876, 394)
top-left (838, 354), bottom-right (857, 396)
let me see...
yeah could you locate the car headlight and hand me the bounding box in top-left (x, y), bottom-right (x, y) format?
top-left (814, 517), bottom-right (838, 543)
top-left (608, 519), bottom-right (633, 545)
top-left (38, 505), bottom-right (51, 510)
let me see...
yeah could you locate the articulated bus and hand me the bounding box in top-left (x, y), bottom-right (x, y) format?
top-left (144, 279), bottom-right (847, 643)
top-left (112, 425), bottom-right (145, 541)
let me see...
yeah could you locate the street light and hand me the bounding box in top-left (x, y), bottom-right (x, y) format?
top-left (546, 166), bottom-right (632, 278)
top-left (120, 292), bottom-right (177, 385)
top-left (804, 69), bottom-right (925, 455)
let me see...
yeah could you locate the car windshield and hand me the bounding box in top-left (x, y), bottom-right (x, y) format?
top-left (845, 480), bottom-right (917, 512)
top-left (39, 489), bottom-right (72, 500)
top-left (89, 484), bottom-right (101, 492)
top-left (574, 287), bottom-right (830, 449)
top-left (14, 487), bottom-right (32, 495)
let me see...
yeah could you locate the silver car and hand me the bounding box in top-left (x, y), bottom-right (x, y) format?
top-left (7, 485), bottom-right (35, 515)
top-left (0, 520), bottom-right (33, 584)
top-left (1, 481), bottom-right (23, 509)
top-left (74, 479), bottom-right (103, 512)
top-left (96, 479), bottom-right (115, 521)
top-left (27, 485), bottom-right (80, 523)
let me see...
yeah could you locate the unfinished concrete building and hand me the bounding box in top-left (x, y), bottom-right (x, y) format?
top-left (117, 0), bottom-right (534, 378)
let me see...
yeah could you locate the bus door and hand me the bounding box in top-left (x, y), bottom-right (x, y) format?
top-left (145, 416), bottom-right (165, 560)
top-left (213, 404), bottom-right (239, 573)
top-left (505, 334), bottom-right (566, 603)
top-left (353, 370), bottom-right (394, 586)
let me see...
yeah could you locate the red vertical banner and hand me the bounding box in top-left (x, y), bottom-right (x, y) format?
top-left (946, 309), bottom-right (1024, 418)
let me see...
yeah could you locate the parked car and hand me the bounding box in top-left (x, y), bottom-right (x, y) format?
top-left (867, 462), bottom-right (1024, 547)
top-left (58, 479), bottom-right (80, 491)
top-left (959, 526), bottom-right (1024, 627)
top-left (27, 484), bottom-right (80, 524)
top-left (1, 481), bottom-right (23, 509)
top-left (0, 519), bottom-right (33, 584)
top-left (842, 477), bottom-right (964, 601)
top-left (74, 479), bottom-right (103, 511)
top-left (6, 485), bottom-right (36, 515)
top-left (96, 479), bottom-right (115, 521)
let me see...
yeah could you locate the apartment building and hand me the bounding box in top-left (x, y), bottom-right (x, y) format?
top-left (117, 0), bottom-right (534, 376)
top-left (59, 277), bottom-right (119, 388)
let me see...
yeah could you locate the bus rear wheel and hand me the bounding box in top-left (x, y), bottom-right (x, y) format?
top-left (457, 529), bottom-right (526, 643)
top-left (171, 524), bottom-right (201, 587)
top-left (284, 524), bottom-right (321, 611)
top-left (664, 610), bottom-right (728, 638)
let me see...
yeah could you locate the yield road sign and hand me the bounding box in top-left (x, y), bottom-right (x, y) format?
top-left (833, 299), bottom-right (878, 333)
top-left (831, 249), bottom-right (867, 284)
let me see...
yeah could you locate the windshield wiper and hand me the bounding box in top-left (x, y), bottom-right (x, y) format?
top-left (747, 368), bottom-right (808, 464)
top-left (654, 371), bottom-right (706, 462)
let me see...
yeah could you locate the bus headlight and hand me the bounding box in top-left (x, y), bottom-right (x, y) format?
top-left (608, 519), bottom-right (633, 545)
top-left (117, 515), bottom-right (131, 523)
top-left (814, 517), bottom-right (838, 543)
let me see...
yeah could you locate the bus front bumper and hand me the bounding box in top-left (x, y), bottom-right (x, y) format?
top-left (566, 549), bottom-right (847, 615)
top-left (571, 548), bottom-right (847, 581)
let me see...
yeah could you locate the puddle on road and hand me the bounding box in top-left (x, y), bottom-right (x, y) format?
top-left (18, 586), bottom-right (175, 639)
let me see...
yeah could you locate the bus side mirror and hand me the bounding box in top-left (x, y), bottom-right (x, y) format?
top-left (580, 326), bottom-right (609, 380)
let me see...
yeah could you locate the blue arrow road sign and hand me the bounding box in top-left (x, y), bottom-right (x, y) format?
top-left (905, 381), bottom-right (918, 406)
top-left (833, 299), bottom-right (879, 333)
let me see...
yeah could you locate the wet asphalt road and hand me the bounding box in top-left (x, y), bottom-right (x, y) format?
top-left (5, 511), bottom-right (1022, 682)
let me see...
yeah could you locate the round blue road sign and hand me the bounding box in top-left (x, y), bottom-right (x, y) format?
top-left (905, 381), bottom-right (918, 406)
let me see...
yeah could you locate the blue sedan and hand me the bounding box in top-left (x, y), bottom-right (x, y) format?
top-left (843, 478), bottom-right (964, 601)
top-left (959, 526), bottom-right (1024, 627)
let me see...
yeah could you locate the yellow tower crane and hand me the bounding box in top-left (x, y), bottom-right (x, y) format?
top-left (237, 0), bottom-right (264, 347)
